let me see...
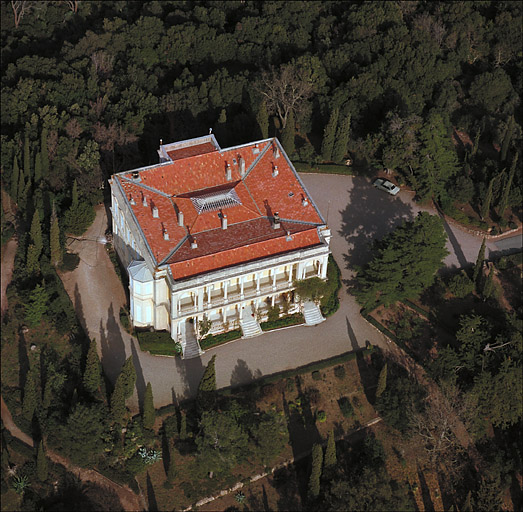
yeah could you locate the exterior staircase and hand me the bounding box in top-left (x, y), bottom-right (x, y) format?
top-left (240, 304), bottom-right (263, 338)
top-left (303, 301), bottom-right (325, 326)
top-left (181, 320), bottom-right (203, 359)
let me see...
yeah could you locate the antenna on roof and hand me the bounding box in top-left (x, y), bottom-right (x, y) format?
top-left (209, 128), bottom-right (213, 134)
top-left (160, 139), bottom-right (163, 146)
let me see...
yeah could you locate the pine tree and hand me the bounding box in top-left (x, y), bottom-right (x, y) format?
top-left (324, 430), bottom-right (337, 469)
top-left (321, 108), bottom-right (339, 162)
top-left (83, 339), bottom-right (102, 396)
top-left (143, 382), bottom-right (155, 430)
top-left (480, 177), bottom-right (495, 220)
top-left (256, 100), bottom-right (269, 139)
top-left (497, 152), bottom-right (518, 218)
top-left (41, 126), bottom-right (49, 178)
top-left (500, 115), bottom-right (515, 163)
top-left (376, 363), bottom-right (388, 398)
top-left (34, 152), bottom-right (42, 185)
top-left (197, 355), bottom-right (217, 412)
top-left (37, 441), bottom-right (48, 482)
top-left (22, 374), bottom-right (38, 421)
top-left (167, 446), bottom-right (176, 482)
top-left (332, 112), bottom-right (351, 163)
top-left (10, 155), bottom-right (19, 201)
top-left (281, 109), bottom-right (295, 156)
top-left (50, 204), bottom-right (62, 267)
top-left (24, 131), bottom-right (31, 180)
top-left (308, 443), bottom-right (323, 499)
top-left (179, 411), bottom-right (187, 440)
top-left (120, 356), bottom-right (136, 400)
top-left (473, 238), bottom-right (486, 288)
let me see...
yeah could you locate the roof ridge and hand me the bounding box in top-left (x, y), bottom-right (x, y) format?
top-left (159, 234), bottom-right (189, 266)
top-left (119, 177), bottom-right (172, 198)
top-left (240, 143), bottom-right (273, 216)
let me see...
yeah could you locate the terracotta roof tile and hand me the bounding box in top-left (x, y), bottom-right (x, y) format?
top-left (113, 138), bottom-right (325, 275)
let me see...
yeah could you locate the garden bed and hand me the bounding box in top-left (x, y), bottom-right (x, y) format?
top-left (200, 329), bottom-right (242, 350)
top-left (260, 313), bottom-right (304, 331)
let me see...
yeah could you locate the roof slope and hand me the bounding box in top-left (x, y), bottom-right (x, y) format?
top-left (113, 137), bottom-right (325, 280)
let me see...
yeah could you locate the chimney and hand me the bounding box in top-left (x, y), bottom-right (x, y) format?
top-left (272, 165), bottom-right (279, 177)
top-left (132, 171), bottom-right (139, 180)
top-left (152, 205), bottom-right (159, 218)
top-left (286, 230), bottom-right (293, 241)
top-left (178, 210), bottom-right (184, 226)
top-left (253, 143), bottom-right (260, 154)
top-left (160, 139), bottom-right (163, 146)
top-left (273, 212), bottom-right (280, 230)
top-left (239, 155), bottom-right (245, 176)
top-left (142, 193), bottom-right (148, 207)
top-left (274, 144), bottom-right (280, 159)
top-left (302, 197), bottom-right (308, 207)
top-left (221, 214), bottom-right (228, 230)
top-left (163, 230), bottom-right (169, 240)
top-left (130, 195), bottom-right (136, 205)
top-left (226, 163), bottom-right (232, 181)
top-left (191, 239), bottom-right (198, 249)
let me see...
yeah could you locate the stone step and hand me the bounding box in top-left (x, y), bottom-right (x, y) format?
top-left (303, 301), bottom-right (325, 326)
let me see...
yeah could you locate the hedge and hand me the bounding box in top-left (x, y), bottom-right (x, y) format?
top-left (293, 161), bottom-right (354, 175)
top-left (361, 308), bottom-right (398, 343)
top-left (320, 255), bottom-right (342, 317)
top-left (136, 330), bottom-right (180, 356)
top-left (200, 330), bottom-right (242, 350)
top-left (403, 299), bottom-right (430, 318)
top-left (95, 463), bottom-right (139, 494)
top-left (260, 313), bottom-right (304, 331)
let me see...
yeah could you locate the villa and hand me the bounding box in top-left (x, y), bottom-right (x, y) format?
top-left (109, 134), bottom-right (331, 358)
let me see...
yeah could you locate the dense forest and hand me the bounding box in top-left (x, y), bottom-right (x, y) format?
top-left (1, 1), bottom-right (522, 510)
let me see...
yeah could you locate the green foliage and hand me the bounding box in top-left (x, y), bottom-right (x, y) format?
top-left (334, 365), bottom-right (346, 380)
top-left (10, 155), bottom-right (19, 201)
top-left (355, 212), bottom-right (448, 309)
top-left (179, 411), bottom-right (187, 440)
top-left (308, 443), bottom-right (323, 498)
top-left (197, 355), bottom-right (217, 412)
top-left (448, 271), bottom-right (474, 298)
top-left (250, 410), bottom-right (289, 466)
top-left (167, 445), bottom-right (176, 482)
top-left (332, 112), bottom-right (351, 163)
top-left (316, 410), bottom-right (326, 422)
top-left (196, 410), bottom-right (248, 475)
top-left (338, 397), bottom-right (354, 418)
top-left (281, 109), bottom-right (295, 156)
top-left (376, 363), bottom-right (387, 398)
top-left (49, 205), bottom-right (62, 267)
top-left (481, 269), bottom-right (495, 300)
top-left (294, 277), bottom-right (329, 303)
top-left (29, 210), bottom-right (43, 259)
top-left (22, 373), bottom-right (38, 421)
top-left (120, 356), bottom-right (136, 400)
top-left (23, 131), bottom-right (31, 180)
top-left (200, 330), bottom-right (242, 349)
top-left (472, 477), bottom-right (503, 512)
top-left (256, 100), bottom-right (269, 139)
top-left (312, 370), bottom-right (322, 381)
top-left (136, 330), bottom-right (181, 356)
top-left (142, 382), bottom-right (155, 430)
top-left (321, 108), bottom-right (339, 162)
top-left (63, 200), bottom-right (95, 236)
top-left (324, 430), bottom-right (337, 468)
top-left (498, 152), bottom-right (518, 217)
top-left (25, 284), bottom-right (48, 326)
top-left (267, 304), bottom-right (281, 323)
top-left (480, 177), bottom-right (495, 220)
top-left (82, 339), bottom-right (102, 396)
top-left (473, 238), bottom-right (486, 288)
top-left (36, 441), bottom-right (48, 482)
top-left (260, 313), bottom-right (304, 332)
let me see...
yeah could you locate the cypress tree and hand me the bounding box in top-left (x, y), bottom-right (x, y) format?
top-left (332, 112), bottom-right (351, 163)
top-left (324, 430), bottom-right (337, 469)
top-left (23, 374), bottom-right (38, 421)
top-left (11, 155), bottom-right (19, 201)
top-left (111, 375), bottom-right (128, 426)
top-left (308, 443), bottom-right (323, 499)
top-left (321, 108), bottom-right (339, 162)
top-left (471, 127), bottom-right (481, 158)
top-left (24, 131), bottom-right (31, 180)
top-left (498, 152), bottom-right (518, 218)
top-left (167, 446), bottom-right (176, 482)
top-left (37, 441), bottom-right (48, 482)
top-left (376, 363), bottom-right (388, 398)
top-left (473, 238), bottom-right (486, 288)
top-left (143, 382), bottom-right (155, 430)
top-left (281, 109), bottom-right (295, 156)
top-left (197, 355), bottom-right (217, 411)
top-left (30, 210), bottom-right (43, 258)
top-left (480, 177), bottom-right (495, 220)
top-left (179, 411), bottom-right (187, 440)
top-left (120, 356), bottom-right (136, 400)
top-left (256, 100), bottom-right (269, 139)
top-left (500, 115), bottom-right (515, 163)
top-left (482, 268), bottom-right (495, 301)
top-left (26, 244), bottom-right (40, 275)
top-left (71, 179), bottom-right (79, 210)
top-left (34, 152), bottom-right (42, 185)
top-left (50, 204), bottom-right (62, 267)
top-left (83, 339), bottom-right (102, 396)
top-left (17, 166), bottom-right (26, 206)
top-left (41, 126), bottom-right (49, 178)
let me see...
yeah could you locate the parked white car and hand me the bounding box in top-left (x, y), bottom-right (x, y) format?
top-left (372, 178), bottom-right (400, 195)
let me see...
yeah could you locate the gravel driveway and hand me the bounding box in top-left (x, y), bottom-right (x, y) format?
top-left (59, 175), bottom-right (516, 411)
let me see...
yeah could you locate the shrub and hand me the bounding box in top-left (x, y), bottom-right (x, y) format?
top-left (60, 252), bottom-right (80, 272)
top-left (338, 397), bottom-right (354, 418)
top-left (316, 410), bottom-right (326, 423)
top-left (447, 272), bottom-right (474, 298)
top-left (260, 313), bottom-right (304, 331)
top-left (306, 387), bottom-right (321, 405)
top-left (120, 307), bottom-right (130, 330)
top-left (136, 330), bottom-right (179, 356)
top-left (311, 370), bottom-right (322, 381)
top-left (200, 329), bottom-right (242, 349)
top-left (334, 365), bottom-right (346, 379)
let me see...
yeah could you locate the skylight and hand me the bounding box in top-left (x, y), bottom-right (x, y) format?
top-left (191, 188), bottom-right (242, 214)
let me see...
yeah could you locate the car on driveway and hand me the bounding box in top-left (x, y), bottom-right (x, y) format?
top-left (373, 177), bottom-right (400, 195)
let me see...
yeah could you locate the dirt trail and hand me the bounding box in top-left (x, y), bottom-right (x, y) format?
top-left (1, 396), bottom-right (145, 511)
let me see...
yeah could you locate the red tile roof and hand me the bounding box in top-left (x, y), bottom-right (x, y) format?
top-left (113, 138), bottom-right (325, 279)
top-left (166, 142), bottom-right (217, 161)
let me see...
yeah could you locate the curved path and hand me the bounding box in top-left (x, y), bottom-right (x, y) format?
top-left (57, 175), bottom-right (519, 412)
top-left (1, 396), bottom-right (144, 511)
